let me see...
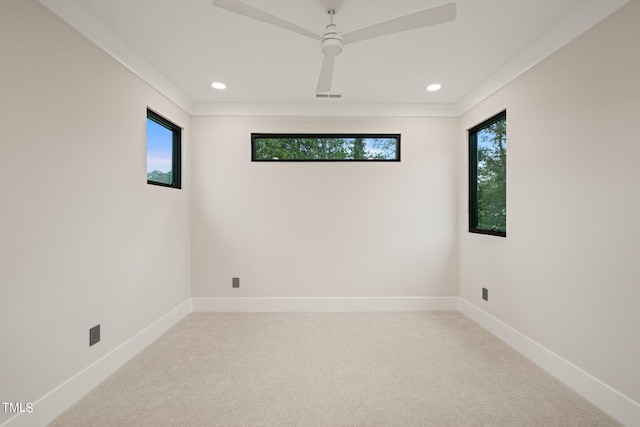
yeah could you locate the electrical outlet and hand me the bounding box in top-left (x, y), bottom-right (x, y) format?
top-left (89, 325), bottom-right (100, 346)
top-left (232, 277), bottom-right (240, 288)
top-left (482, 288), bottom-right (488, 301)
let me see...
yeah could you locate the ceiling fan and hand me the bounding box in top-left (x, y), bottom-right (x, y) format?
top-left (212, 0), bottom-right (457, 95)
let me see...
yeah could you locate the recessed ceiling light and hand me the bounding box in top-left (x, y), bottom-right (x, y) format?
top-left (211, 82), bottom-right (226, 90)
top-left (427, 83), bottom-right (442, 92)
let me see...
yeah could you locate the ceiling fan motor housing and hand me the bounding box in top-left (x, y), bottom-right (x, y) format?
top-left (321, 23), bottom-right (344, 57)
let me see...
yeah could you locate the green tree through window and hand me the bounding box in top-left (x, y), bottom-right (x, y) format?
top-left (469, 111), bottom-right (506, 236)
top-left (252, 134), bottom-right (400, 161)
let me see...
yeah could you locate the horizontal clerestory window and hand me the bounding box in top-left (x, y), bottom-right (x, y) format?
top-left (251, 134), bottom-right (400, 161)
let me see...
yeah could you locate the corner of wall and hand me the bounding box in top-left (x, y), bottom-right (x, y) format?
top-left (1, 300), bottom-right (192, 427)
top-left (459, 299), bottom-right (640, 426)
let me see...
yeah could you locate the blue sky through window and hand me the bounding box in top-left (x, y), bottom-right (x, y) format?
top-left (146, 118), bottom-right (173, 173)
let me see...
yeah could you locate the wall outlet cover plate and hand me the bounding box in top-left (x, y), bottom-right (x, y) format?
top-left (90, 325), bottom-right (100, 346)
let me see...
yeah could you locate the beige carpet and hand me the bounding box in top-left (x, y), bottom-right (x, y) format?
top-left (50, 312), bottom-right (620, 426)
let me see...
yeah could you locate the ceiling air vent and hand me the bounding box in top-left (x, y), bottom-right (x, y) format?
top-left (316, 94), bottom-right (342, 98)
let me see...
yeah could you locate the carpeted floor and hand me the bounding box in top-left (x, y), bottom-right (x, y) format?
top-left (50, 312), bottom-right (620, 426)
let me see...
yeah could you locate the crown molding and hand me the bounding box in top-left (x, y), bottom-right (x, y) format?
top-left (39, 0), bottom-right (630, 118)
top-left (454, 0), bottom-right (630, 115)
top-left (190, 102), bottom-right (458, 117)
top-left (38, 0), bottom-right (195, 114)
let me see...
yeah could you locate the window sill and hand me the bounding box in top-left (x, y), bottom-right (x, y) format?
top-left (469, 228), bottom-right (506, 238)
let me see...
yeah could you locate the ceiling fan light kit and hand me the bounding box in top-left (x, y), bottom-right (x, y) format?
top-left (320, 18), bottom-right (344, 57)
top-left (211, 0), bottom-right (457, 96)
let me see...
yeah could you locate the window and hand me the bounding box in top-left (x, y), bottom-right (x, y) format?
top-left (146, 109), bottom-right (181, 188)
top-left (251, 134), bottom-right (400, 161)
top-left (469, 111), bottom-right (506, 237)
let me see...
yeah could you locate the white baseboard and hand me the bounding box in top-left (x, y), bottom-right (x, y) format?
top-left (192, 296), bottom-right (459, 312)
top-left (8, 297), bottom-right (636, 426)
top-left (459, 298), bottom-right (640, 427)
top-left (1, 299), bottom-right (192, 427)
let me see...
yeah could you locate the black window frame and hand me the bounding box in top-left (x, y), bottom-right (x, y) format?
top-left (468, 110), bottom-right (506, 238)
top-left (251, 133), bottom-right (401, 162)
top-left (146, 109), bottom-right (181, 189)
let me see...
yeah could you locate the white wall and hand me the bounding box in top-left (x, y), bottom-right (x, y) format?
top-left (459, 0), bottom-right (640, 408)
top-left (3, 0), bottom-right (638, 424)
top-left (190, 116), bottom-right (459, 301)
top-left (0, 1), bottom-right (191, 424)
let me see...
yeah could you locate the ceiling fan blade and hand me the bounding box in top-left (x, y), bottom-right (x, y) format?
top-left (343, 2), bottom-right (456, 45)
top-left (212, 0), bottom-right (322, 41)
top-left (316, 54), bottom-right (335, 93)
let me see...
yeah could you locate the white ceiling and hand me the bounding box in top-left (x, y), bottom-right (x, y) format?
top-left (39, 0), bottom-right (629, 116)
